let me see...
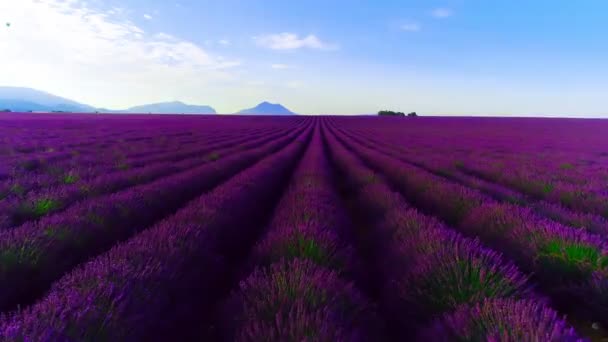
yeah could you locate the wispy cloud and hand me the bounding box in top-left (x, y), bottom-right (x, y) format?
top-left (271, 64), bottom-right (291, 69)
top-left (0, 0), bottom-right (240, 107)
top-left (401, 22), bottom-right (421, 32)
top-left (143, 13), bottom-right (153, 20)
top-left (431, 8), bottom-right (453, 18)
top-left (155, 32), bottom-right (177, 41)
top-left (253, 33), bottom-right (337, 50)
top-left (219, 39), bottom-right (230, 46)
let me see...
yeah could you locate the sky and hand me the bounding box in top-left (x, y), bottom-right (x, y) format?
top-left (0, 0), bottom-right (607, 116)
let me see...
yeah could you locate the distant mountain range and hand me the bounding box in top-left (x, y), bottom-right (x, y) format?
top-left (0, 87), bottom-right (96, 113)
top-left (116, 101), bottom-right (216, 114)
top-left (0, 87), bottom-right (296, 115)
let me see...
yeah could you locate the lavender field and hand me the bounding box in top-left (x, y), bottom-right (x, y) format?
top-left (1, 113), bottom-right (608, 341)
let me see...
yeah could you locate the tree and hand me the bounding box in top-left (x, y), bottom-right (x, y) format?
top-left (407, 112), bottom-right (417, 117)
top-left (378, 110), bottom-right (405, 116)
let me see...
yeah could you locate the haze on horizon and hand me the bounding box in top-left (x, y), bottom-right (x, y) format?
top-left (1, 0), bottom-right (606, 117)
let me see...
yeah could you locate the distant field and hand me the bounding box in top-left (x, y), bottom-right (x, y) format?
top-left (0, 112), bottom-right (607, 341)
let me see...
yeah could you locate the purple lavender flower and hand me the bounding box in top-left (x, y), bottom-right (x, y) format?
top-left (420, 299), bottom-right (585, 342)
top-left (225, 259), bottom-right (370, 342)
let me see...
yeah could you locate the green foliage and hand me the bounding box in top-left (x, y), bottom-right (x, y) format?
top-left (411, 260), bottom-right (521, 312)
top-left (378, 110), bottom-right (417, 116)
top-left (542, 183), bottom-right (554, 194)
top-left (10, 183), bottom-right (24, 195)
top-left (362, 173), bottom-right (377, 185)
top-left (0, 249), bottom-right (19, 269)
top-left (46, 166), bottom-right (64, 177)
top-left (537, 240), bottom-right (608, 280)
top-left (15, 198), bottom-right (60, 221)
top-left (86, 212), bottom-right (105, 225)
top-left (378, 110), bottom-right (405, 116)
top-left (63, 173), bottom-right (79, 184)
top-left (207, 151), bottom-right (220, 161)
top-left (21, 159), bottom-right (40, 171)
top-left (79, 184), bottom-right (91, 194)
top-left (43, 225), bottom-right (71, 241)
top-left (0, 245), bottom-right (41, 268)
top-left (34, 198), bottom-right (59, 216)
top-left (115, 161), bottom-right (130, 170)
top-left (285, 235), bottom-right (330, 266)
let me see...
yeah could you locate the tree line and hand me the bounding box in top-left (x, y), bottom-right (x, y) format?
top-left (378, 110), bottom-right (417, 117)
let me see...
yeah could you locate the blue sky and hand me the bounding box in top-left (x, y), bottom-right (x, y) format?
top-left (1, 0), bottom-right (607, 116)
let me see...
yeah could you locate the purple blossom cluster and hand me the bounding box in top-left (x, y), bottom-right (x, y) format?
top-left (0, 113), bottom-right (606, 340)
top-left (343, 126), bottom-right (608, 238)
top-left (323, 120), bottom-right (584, 339)
top-left (420, 299), bottom-right (584, 342)
top-left (327, 119), bottom-right (608, 329)
top-left (226, 259), bottom-right (368, 342)
top-left (0, 126), bottom-right (295, 229)
top-left (0, 120), bottom-right (312, 340)
top-left (0, 125), bottom-right (306, 313)
top-left (338, 117), bottom-right (608, 221)
top-left (223, 125), bottom-right (376, 341)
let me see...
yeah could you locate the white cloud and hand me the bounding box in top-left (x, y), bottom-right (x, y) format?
top-left (0, 0), bottom-right (240, 108)
top-left (401, 23), bottom-right (421, 32)
top-left (271, 64), bottom-right (291, 69)
top-left (431, 8), bottom-right (453, 18)
top-left (253, 33), bottom-right (337, 50)
top-left (219, 39), bottom-right (230, 46)
top-left (155, 32), bottom-right (177, 41)
top-left (143, 13), bottom-right (152, 20)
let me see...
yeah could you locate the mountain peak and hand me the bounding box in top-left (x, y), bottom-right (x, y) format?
top-left (0, 86), bottom-right (95, 112)
top-left (237, 101), bottom-right (296, 115)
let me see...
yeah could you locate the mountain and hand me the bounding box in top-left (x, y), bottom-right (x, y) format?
top-left (0, 87), bottom-right (96, 112)
top-left (237, 101), bottom-right (296, 115)
top-left (0, 87), bottom-right (216, 114)
top-left (123, 101), bottom-right (216, 114)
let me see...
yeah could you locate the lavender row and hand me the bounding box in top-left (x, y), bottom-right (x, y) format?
top-left (0, 131), bottom-right (212, 196)
top-left (0, 126), bottom-right (213, 172)
top-left (0, 126), bottom-right (295, 229)
top-left (334, 117), bottom-right (608, 220)
top-left (125, 126), bottom-right (293, 169)
top-left (328, 122), bottom-right (608, 329)
top-left (342, 128), bottom-right (608, 237)
top-left (222, 124), bottom-right (376, 341)
top-left (329, 116), bottom-right (608, 189)
top-left (0, 113), bottom-right (280, 157)
top-left (224, 259), bottom-right (370, 342)
top-left (456, 160), bottom-right (608, 220)
top-left (0, 127), bottom-right (268, 198)
top-left (419, 299), bottom-right (583, 342)
top-left (0, 124), bottom-right (308, 313)
top-left (1, 115), bottom-right (302, 178)
top-left (0, 126), bottom-right (275, 200)
top-left (322, 123), bottom-right (583, 340)
top-left (0, 122), bottom-right (311, 341)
